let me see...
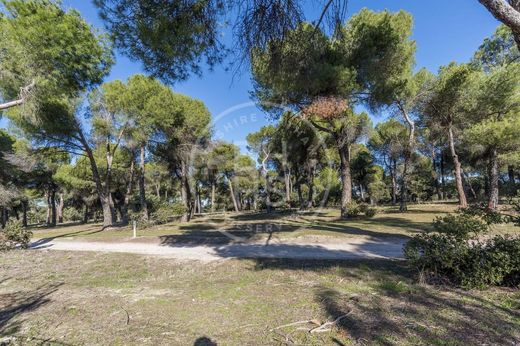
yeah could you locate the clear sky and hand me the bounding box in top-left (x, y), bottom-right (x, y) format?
top-left (2, 0), bottom-right (501, 152)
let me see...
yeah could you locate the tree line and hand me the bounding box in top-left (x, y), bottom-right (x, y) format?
top-left (0, 1), bottom-right (519, 228)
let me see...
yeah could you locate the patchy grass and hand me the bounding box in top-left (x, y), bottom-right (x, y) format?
top-left (1, 250), bottom-right (519, 345)
top-left (31, 203), bottom-right (519, 244)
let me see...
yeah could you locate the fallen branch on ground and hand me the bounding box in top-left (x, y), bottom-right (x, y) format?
top-left (309, 312), bottom-right (351, 333)
top-left (271, 312), bottom-right (351, 334)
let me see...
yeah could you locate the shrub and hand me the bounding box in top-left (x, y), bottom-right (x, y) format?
top-left (358, 203), bottom-right (369, 214)
top-left (151, 202), bottom-right (187, 225)
top-left (345, 202), bottom-right (360, 217)
top-left (0, 220), bottom-right (33, 251)
top-left (458, 204), bottom-right (505, 225)
top-left (405, 213), bottom-right (520, 288)
top-left (489, 236), bottom-right (520, 286)
top-left (432, 214), bottom-right (488, 240)
top-left (63, 207), bottom-right (83, 222)
top-left (171, 202), bottom-right (187, 216)
top-left (365, 207), bottom-right (377, 218)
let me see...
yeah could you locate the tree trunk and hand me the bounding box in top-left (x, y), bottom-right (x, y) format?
top-left (139, 144), bottom-right (148, 221)
top-left (83, 205), bottom-right (89, 224)
top-left (391, 159), bottom-right (397, 205)
top-left (478, 0), bottom-right (520, 50)
top-left (121, 160), bottom-right (135, 226)
top-left (101, 195), bottom-right (115, 227)
top-left (1, 208), bottom-right (6, 228)
top-left (46, 190), bottom-right (51, 225)
top-left (306, 164), bottom-right (315, 209)
top-left (463, 170), bottom-right (478, 200)
top-left (261, 156), bottom-right (272, 213)
top-left (359, 183), bottom-right (365, 201)
top-left (78, 131), bottom-right (115, 227)
top-left (508, 165), bottom-right (515, 183)
top-left (398, 103), bottom-right (415, 212)
top-left (46, 188), bottom-right (57, 226)
top-left (440, 153), bottom-right (446, 200)
top-left (296, 176), bottom-right (305, 210)
top-left (180, 160), bottom-right (192, 222)
top-left (284, 167), bottom-right (291, 207)
top-left (431, 147), bottom-right (442, 201)
top-left (194, 183), bottom-right (202, 214)
top-left (488, 147), bottom-right (500, 211)
top-left (57, 193), bottom-right (64, 223)
top-left (400, 156), bottom-right (410, 212)
top-left (22, 200), bottom-right (28, 227)
top-left (211, 180), bottom-right (216, 213)
top-left (448, 126), bottom-right (468, 208)
top-left (339, 145), bottom-right (352, 218)
top-left (227, 177), bottom-right (240, 212)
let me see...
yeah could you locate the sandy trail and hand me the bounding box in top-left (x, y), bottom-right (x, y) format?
top-left (30, 236), bottom-right (406, 261)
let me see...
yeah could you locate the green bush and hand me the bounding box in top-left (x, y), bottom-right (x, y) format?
top-left (432, 214), bottom-right (488, 240)
top-left (364, 208), bottom-right (378, 218)
top-left (0, 220), bottom-right (33, 251)
top-left (405, 213), bottom-right (520, 288)
top-left (346, 202), bottom-right (360, 217)
top-left (171, 202), bottom-right (187, 216)
top-left (458, 204), bottom-right (505, 225)
top-left (358, 203), bottom-right (369, 214)
top-left (489, 236), bottom-right (520, 286)
top-left (151, 202), bottom-right (187, 225)
top-left (63, 207), bottom-right (83, 222)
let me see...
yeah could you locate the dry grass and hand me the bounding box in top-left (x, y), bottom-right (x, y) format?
top-left (30, 203), bottom-right (519, 244)
top-left (1, 251), bottom-right (519, 345)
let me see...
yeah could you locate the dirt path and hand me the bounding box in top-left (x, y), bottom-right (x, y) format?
top-left (30, 237), bottom-right (406, 261)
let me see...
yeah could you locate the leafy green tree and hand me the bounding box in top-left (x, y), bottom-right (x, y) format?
top-left (473, 24), bottom-right (519, 71)
top-left (234, 154), bottom-right (258, 211)
top-left (251, 9), bottom-right (422, 216)
top-left (155, 92), bottom-right (211, 221)
top-left (207, 142), bottom-right (243, 213)
top-left (273, 113), bottom-right (323, 210)
top-left (422, 63), bottom-right (476, 208)
top-left (464, 64), bottom-right (520, 210)
top-left (303, 100), bottom-right (372, 217)
top-left (94, 0), bottom-right (351, 82)
top-left (2, 0), bottom-right (114, 226)
top-left (0, 0), bottom-right (112, 111)
top-left (368, 119), bottom-right (408, 204)
top-left (341, 9), bottom-right (434, 211)
top-left (247, 126), bottom-right (277, 213)
top-left (466, 25), bottom-right (520, 210)
top-left (100, 75), bottom-right (168, 220)
top-left (93, 0), bottom-right (226, 83)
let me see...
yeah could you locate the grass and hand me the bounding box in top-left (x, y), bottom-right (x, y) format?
top-left (1, 250), bottom-right (519, 345)
top-left (31, 203), bottom-right (519, 243)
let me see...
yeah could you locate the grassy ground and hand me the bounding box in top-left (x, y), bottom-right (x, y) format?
top-left (1, 250), bottom-right (519, 345)
top-left (31, 203), bottom-right (519, 243)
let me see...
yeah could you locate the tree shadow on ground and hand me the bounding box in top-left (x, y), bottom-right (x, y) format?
top-left (317, 285), bottom-right (520, 344)
top-left (382, 209), bottom-right (451, 215)
top-left (193, 336), bottom-right (217, 345)
top-left (158, 236), bottom-right (405, 260)
top-left (30, 226), bottom-right (105, 249)
top-left (230, 210), bottom-right (329, 222)
top-left (160, 215), bottom-right (413, 247)
top-left (251, 259), bottom-right (520, 344)
top-left (317, 274), bottom-right (518, 344)
top-left (0, 282), bottom-right (62, 336)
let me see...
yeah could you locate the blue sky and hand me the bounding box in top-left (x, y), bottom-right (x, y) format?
top-left (3, 0), bottom-right (501, 152)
